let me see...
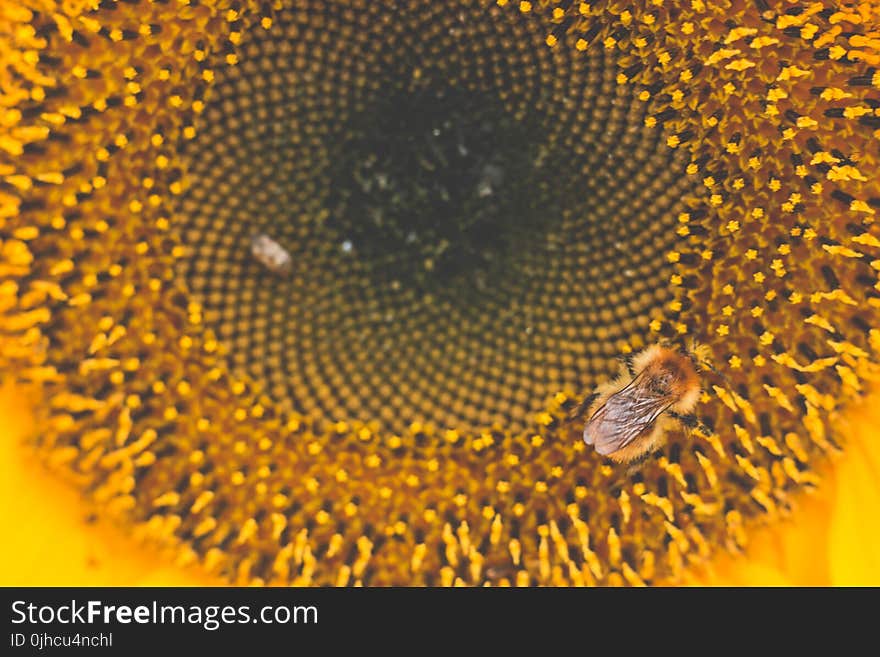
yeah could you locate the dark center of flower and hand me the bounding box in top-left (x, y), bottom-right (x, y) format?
top-left (326, 79), bottom-right (545, 290)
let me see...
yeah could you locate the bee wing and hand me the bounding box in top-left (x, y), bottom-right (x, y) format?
top-left (583, 374), bottom-right (675, 456)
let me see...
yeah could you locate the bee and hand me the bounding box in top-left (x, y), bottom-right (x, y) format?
top-left (250, 232), bottom-right (292, 275)
top-left (574, 343), bottom-right (710, 464)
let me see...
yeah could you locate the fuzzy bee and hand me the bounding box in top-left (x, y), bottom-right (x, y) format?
top-left (250, 233), bottom-right (292, 275)
top-left (573, 343), bottom-right (711, 464)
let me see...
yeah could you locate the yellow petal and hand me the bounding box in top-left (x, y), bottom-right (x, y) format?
top-left (827, 400), bottom-right (880, 586)
top-left (685, 547), bottom-right (794, 586)
top-left (717, 561), bottom-right (793, 586)
top-left (689, 389), bottom-right (880, 586)
top-left (0, 380), bottom-right (216, 585)
top-left (774, 493), bottom-right (833, 586)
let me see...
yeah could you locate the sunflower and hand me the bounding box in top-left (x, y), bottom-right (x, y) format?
top-left (2, 0), bottom-right (880, 587)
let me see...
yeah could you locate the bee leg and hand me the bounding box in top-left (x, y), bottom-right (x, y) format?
top-left (567, 391), bottom-right (599, 422)
top-left (623, 452), bottom-right (653, 476)
top-left (617, 353), bottom-right (637, 377)
top-left (704, 362), bottom-right (733, 388)
top-left (687, 348), bottom-right (733, 388)
top-left (667, 411), bottom-right (713, 436)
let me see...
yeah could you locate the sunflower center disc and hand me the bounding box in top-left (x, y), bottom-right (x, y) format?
top-left (175, 4), bottom-right (698, 434)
